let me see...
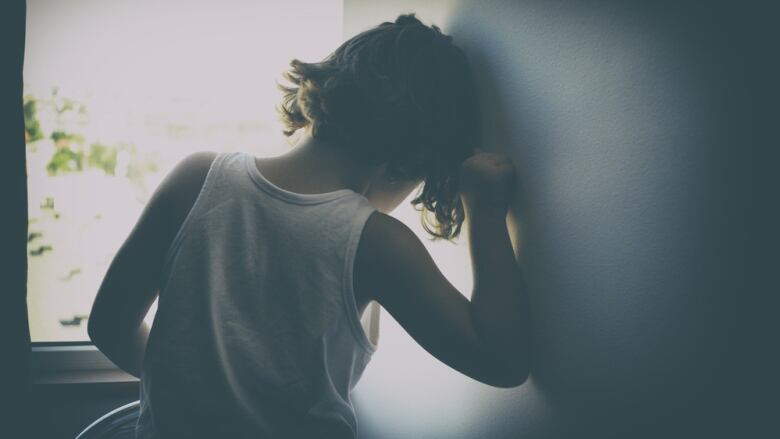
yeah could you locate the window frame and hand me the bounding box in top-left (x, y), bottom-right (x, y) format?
top-left (31, 342), bottom-right (137, 385)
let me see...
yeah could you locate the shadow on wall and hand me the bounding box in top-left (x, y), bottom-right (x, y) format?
top-left (447, 1), bottom-right (764, 437)
top-left (351, 0), bottom-right (774, 438)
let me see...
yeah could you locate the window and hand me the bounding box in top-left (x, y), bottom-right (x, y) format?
top-left (25, 0), bottom-right (473, 347)
top-left (25, 0), bottom-right (345, 342)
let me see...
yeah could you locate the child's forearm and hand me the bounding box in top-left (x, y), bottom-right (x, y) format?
top-left (95, 322), bottom-right (150, 379)
top-left (467, 207), bottom-right (530, 367)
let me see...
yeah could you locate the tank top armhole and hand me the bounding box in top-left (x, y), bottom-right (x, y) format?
top-left (342, 204), bottom-right (379, 355)
top-left (160, 152), bottom-right (229, 280)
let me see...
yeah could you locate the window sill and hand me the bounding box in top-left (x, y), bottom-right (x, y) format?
top-left (35, 369), bottom-right (138, 385)
top-left (32, 343), bottom-right (139, 385)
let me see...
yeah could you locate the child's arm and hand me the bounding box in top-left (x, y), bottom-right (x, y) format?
top-left (355, 151), bottom-right (530, 388)
top-left (88, 151), bottom-right (217, 378)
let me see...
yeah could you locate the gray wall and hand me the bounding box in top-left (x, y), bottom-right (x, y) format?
top-left (345, 1), bottom-right (775, 438)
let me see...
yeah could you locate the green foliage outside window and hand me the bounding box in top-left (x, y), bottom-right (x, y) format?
top-left (47, 146), bottom-right (84, 175)
top-left (87, 143), bottom-right (117, 175)
top-left (25, 87), bottom-right (163, 335)
top-left (24, 96), bottom-right (43, 142)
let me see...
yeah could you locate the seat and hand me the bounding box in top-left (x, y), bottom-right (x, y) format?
top-left (75, 400), bottom-right (140, 439)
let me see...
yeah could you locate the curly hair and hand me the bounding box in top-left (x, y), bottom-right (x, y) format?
top-left (276, 13), bottom-right (481, 240)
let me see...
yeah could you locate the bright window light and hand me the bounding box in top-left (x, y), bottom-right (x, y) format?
top-left (24, 0), bottom-right (344, 341)
top-left (24, 0), bottom-right (473, 346)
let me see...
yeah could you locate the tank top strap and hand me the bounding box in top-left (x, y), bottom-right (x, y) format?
top-left (161, 151), bottom-right (233, 278)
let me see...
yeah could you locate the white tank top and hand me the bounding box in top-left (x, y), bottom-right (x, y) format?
top-left (136, 151), bottom-right (378, 438)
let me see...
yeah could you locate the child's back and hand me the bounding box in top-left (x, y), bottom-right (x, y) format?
top-left (136, 151), bottom-right (377, 438)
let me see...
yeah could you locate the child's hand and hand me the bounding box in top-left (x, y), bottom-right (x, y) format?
top-left (459, 149), bottom-right (517, 214)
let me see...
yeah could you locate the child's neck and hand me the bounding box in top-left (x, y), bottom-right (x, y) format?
top-left (262, 130), bottom-right (381, 196)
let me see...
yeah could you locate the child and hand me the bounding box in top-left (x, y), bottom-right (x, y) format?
top-left (89, 13), bottom-right (530, 439)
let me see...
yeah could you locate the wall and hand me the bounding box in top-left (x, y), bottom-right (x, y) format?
top-left (345, 1), bottom-right (774, 438)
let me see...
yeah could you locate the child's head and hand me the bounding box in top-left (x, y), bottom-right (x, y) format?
top-left (277, 13), bottom-right (481, 240)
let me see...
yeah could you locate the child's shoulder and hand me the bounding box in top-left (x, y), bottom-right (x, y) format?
top-left (173, 151), bottom-right (220, 185)
top-left (359, 211), bottom-right (420, 261)
top-left (164, 151), bottom-right (219, 199)
top-left (151, 151), bottom-right (220, 225)
top-left (354, 210), bottom-right (428, 297)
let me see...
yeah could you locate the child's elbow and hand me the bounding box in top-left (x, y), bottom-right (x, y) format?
top-left (492, 364), bottom-right (530, 389)
top-left (87, 314), bottom-right (111, 348)
top-left (87, 318), bottom-right (102, 346)
top-left (482, 355), bottom-right (530, 388)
